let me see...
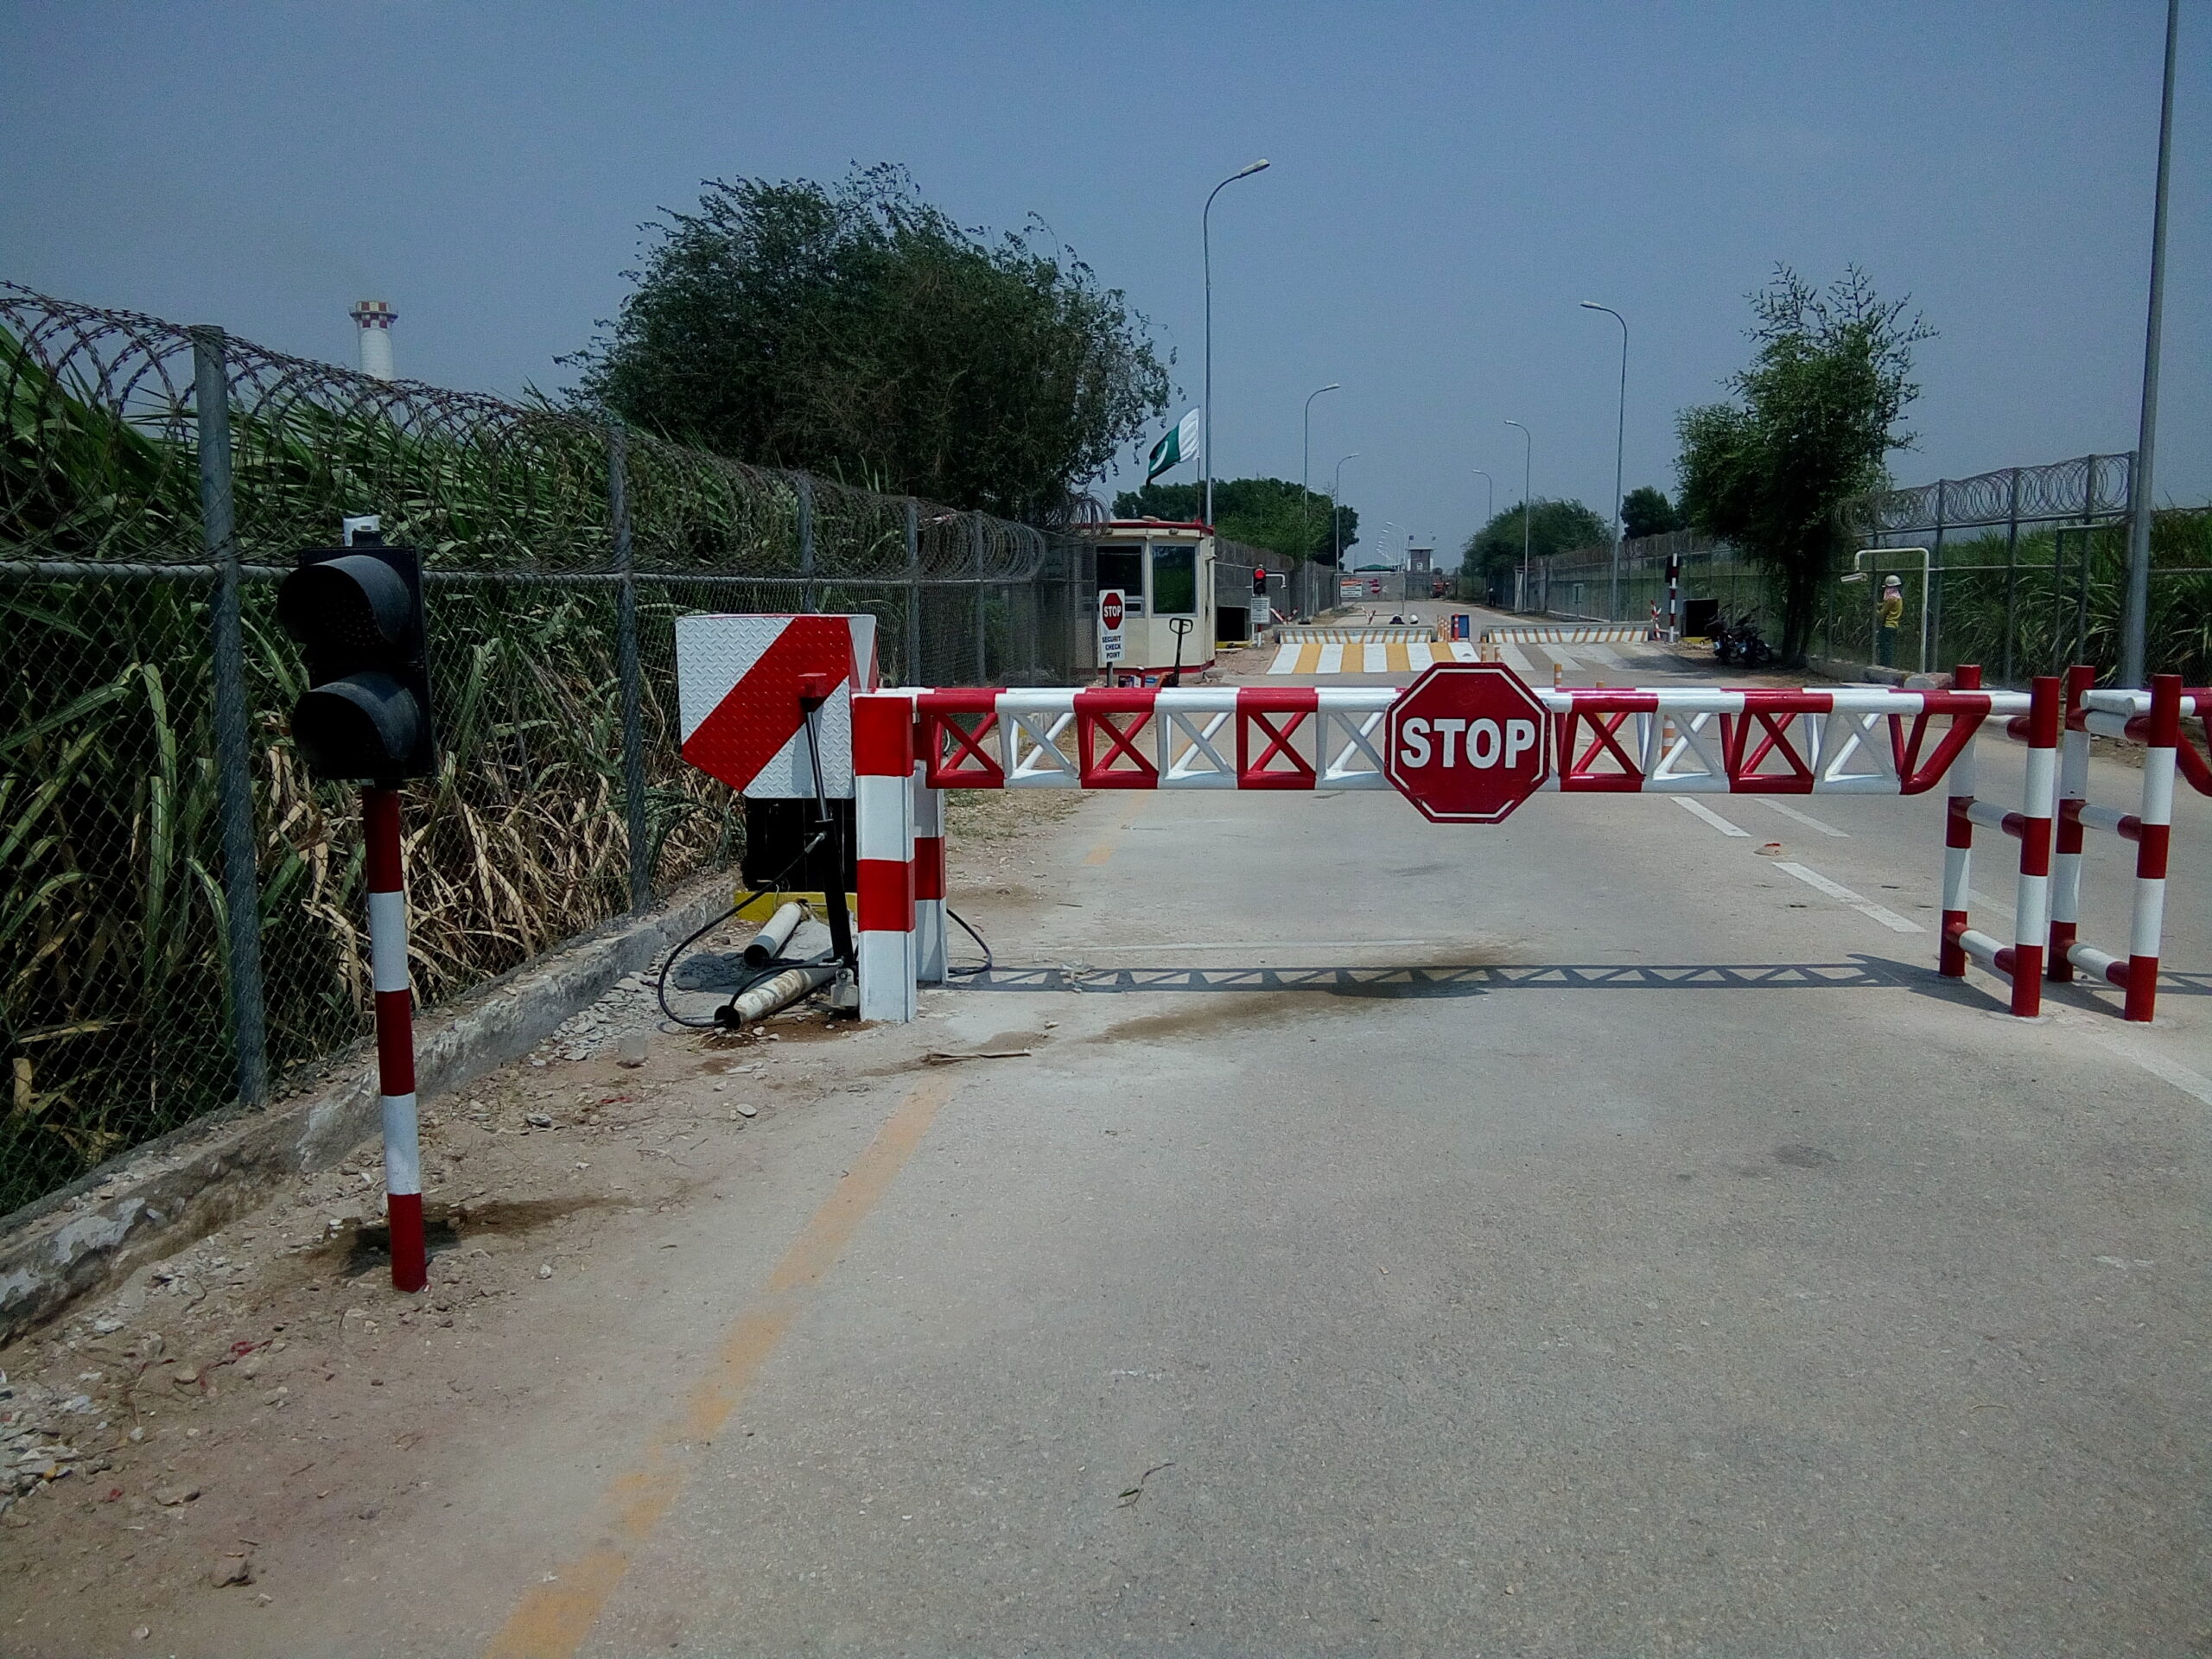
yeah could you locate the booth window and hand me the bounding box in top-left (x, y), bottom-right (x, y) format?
top-left (1151, 546), bottom-right (1198, 616)
top-left (1096, 545), bottom-right (1144, 613)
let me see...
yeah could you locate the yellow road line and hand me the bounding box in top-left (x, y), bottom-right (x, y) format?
top-left (484, 1077), bottom-right (957, 1659)
top-left (1081, 792), bottom-right (1154, 865)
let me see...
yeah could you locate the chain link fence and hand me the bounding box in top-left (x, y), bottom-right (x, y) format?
top-left (0, 284), bottom-right (1096, 1217)
top-left (1515, 454), bottom-right (2211, 686)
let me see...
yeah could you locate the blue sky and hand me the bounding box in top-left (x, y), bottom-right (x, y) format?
top-left (3, 1), bottom-right (2201, 562)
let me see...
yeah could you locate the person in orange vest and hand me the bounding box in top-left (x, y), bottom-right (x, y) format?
top-left (1877, 575), bottom-right (1905, 667)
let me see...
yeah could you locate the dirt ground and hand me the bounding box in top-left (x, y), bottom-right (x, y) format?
top-left (0, 793), bottom-right (1075, 1653)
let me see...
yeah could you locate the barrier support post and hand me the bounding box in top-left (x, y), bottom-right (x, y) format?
top-left (2123, 673), bottom-right (2182, 1020)
top-left (2006, 675), bottom-right (2062, 1017)
top-left (854, 694), bottom-right (917, 1022)
top-left (913, 757), bottom-right (947, 983)
top-left (1940, 663), bottom-right (1981, 977)
top-left (365, 786), bottom-right (427, 1293)
top-left (2048, 663), bottom-right (2094, 981)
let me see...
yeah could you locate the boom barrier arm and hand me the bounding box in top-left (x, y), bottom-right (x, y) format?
top-left (915, 684), bottom-right (2026, 797)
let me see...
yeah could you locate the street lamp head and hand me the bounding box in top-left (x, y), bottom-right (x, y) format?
top-left (1236, 159), bottom-right (1272, 178)
top-left (1579, 301), bottom-right (1603, 311)
top-left (1318, 381), bottom-right (1340, 392)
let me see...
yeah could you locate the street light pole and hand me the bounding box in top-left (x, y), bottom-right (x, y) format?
top-left (1302, 382), bottom-right (1339, 563)
top-left (1581, 302), bottom-right (1628, 621)
top-left (1332, 453), bottom-right (1360, 588)
top-left (1504, 421), bottom-right (1532, 612)
top-left (1203, 159), bottom-right (1271, 531)
top-left (2120, 0), bottom-right (2178, 689)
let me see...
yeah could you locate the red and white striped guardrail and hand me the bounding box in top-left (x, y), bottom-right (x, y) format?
top-left (1941, 669), bottom-right (2208, 1021)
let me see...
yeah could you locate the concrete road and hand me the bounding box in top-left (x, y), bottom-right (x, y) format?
top-left (22, 653), bottom-right (2206, 1657)
top-left (558, 715), bottom-right (2209, 1653)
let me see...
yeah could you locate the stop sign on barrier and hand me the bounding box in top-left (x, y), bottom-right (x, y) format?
top-left (1384, 664), bottom-right (1550, 823)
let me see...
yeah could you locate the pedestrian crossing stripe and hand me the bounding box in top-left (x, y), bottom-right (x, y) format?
top-left (1267, 640), bottom-right (1484, 674)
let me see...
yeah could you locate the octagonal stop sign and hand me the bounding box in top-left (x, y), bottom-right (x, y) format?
top-left (1384, 663), bottom-right (1551, 823)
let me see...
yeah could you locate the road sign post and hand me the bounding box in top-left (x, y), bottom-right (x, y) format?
top-left (1383, 664), bottom-right (1550, 823)
top-left (1098, 588), bottom-right (1127, 670)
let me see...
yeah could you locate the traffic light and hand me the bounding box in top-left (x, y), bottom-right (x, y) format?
top-left (276, 543), bottom-right (436, 782)
top-left (1252, 566), bottom-right (1268, 596)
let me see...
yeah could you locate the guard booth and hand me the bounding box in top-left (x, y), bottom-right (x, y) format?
top-left (1082, 520), bottom-right (1217, 685)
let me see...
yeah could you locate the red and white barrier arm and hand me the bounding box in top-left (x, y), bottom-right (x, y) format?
top-left (1950, 675), bottom-right (2061, 1017)
top-left (1538, 684), bottom-right (2024, 795)
top-left (364, 786), bottom-right (427, 1293)
top-left (916, 683), bottom-right (2027, 797)
top-left (1939, 665), bottom-right (1982, 978)
top-left (853, 692), bottom-right (917, 1023)
top-left (918, 687), bottom-right (1397, 791)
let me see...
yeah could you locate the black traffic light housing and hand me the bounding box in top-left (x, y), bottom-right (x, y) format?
top-left (276, 544), bottom-right (436, 782)
top-left (1252, 567), bottom-right (1269, 596)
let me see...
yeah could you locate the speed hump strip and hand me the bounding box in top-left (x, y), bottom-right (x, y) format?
top-left (1383, 662), bottom-right (1551, 823)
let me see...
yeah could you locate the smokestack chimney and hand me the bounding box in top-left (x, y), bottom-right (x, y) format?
top-left (350, 299), bottom-right (397, 379)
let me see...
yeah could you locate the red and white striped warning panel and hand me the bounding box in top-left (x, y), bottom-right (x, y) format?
top-left (675, 614), bottom-right (880, 798)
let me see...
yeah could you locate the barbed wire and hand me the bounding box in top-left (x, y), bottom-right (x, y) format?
top-left (0, 283), bottom-right (1049, 583)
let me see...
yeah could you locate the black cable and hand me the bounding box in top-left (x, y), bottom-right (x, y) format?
top-left (945, 905), bottom-right (994, 978)
top-left (653, 829), bottom-right (837, 1029)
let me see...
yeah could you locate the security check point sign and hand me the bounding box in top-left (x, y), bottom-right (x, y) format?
top-left (1384, 663), bottom-right (1549, 823)
top-left (1098, 589), bottom-right (1127, 664)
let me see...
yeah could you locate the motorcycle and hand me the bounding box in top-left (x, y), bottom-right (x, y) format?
top-left (1712, 612), bottom-right (1775, 670)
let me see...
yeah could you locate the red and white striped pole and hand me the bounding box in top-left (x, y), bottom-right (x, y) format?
top-left (912, 758), bottom-right (946, 984)
top-left (1939, 663), bottom-right (1981, 978)
top-left (2005, 675), bottom-right (2063, 1017)
top-left (365, 786), bottom-right (426, 1293)
top-left (2120, 673), bottom-right (2179, 1022)
top-left (2069, 675), bottom-right (2183, 1020)
top-left (853, 693), bottom-right (917, 1022)
top-left (2046, 663), bottom-right (2095, 982)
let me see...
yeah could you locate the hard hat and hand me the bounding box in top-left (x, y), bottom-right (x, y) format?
top-left (1882, 574), bottom-right (1903, 588)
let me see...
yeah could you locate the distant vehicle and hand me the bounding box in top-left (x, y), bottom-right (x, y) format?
top-left (1713, 612), bottom-right (1774, 670)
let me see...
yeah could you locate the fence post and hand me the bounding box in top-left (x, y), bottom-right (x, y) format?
top-left (798, 475), bottom-right (817, 613)
top-left (971, 514), bottom-right (988, 684)
top-left (2001, 468), bottom-right (2022, 683)
top-left (904, 499), bottom-right (921, 685)
top-left (1929, 479), bottom-right (1947, 674)
top-left (607, 426), bottom-right (651, 912)
top-left (190, 327), bottom-right (269, 1109)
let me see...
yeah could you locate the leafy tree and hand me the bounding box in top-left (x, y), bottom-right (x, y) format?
top-left (1676, 265), bottom-right (1933, 665)
top-left (1111, 477), bottom-right (1354, 564)
top-left (567, 164), bottom-right (1172, 519)
top-left (1620, 486), bottom-right (1683, 540)
top-left (1459, 498), bottom-right (1609, 581)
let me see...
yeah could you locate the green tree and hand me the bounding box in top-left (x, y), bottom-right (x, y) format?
top-left (567, 164), bottom-right (1172, 519)
top-left (1620, 486), bottom-right (1683, 540)
top-left (1676, 265), bottom-right (1933, 666)
top-left (1112, 477), bottom-right (1353, 564)
top-left (1459, 499), bottom-right (1609, 583)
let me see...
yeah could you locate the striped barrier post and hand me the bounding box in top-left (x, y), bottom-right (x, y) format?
top-left (1939, 664), bottom-right (1980, 978)
top-left (853, 692), bottom-right (917, 1023)
top-left (364, 786), bottom-right (426, 1293)
top-left (2066, 675), bottom-right (2184, 1020)
top-left (2122, 674), bottom-right (2180, 1022)
top-left (2007, 675), bottom-right (2063, 1015)
top-left (1951, 674), bottom-right (2059, 1015)
top-left (912, 759), bottom-right (947, 984)
top-left (2046, 664), bottom-right (2096, 982)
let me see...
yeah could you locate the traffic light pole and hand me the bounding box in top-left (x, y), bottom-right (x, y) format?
top-left (365, 785), bottom-right (428, 1293)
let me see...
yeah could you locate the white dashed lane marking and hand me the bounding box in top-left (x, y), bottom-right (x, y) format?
top-left (1758, 798), bottom-right (1849, 837)
top-left (1774, 861), bottom-right (1923, 933)
top-left (1675, 798), bottom-right (1750, 836)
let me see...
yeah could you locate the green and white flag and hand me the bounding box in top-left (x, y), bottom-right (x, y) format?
top-left (1147, 408), bottom-right (1200, 482)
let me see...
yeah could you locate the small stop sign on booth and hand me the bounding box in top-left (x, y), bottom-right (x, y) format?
top-left (1384, 664), bottom-right (1551, 823)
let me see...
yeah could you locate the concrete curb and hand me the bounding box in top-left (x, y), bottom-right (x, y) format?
top-left (0, 874), bottom-right (734, 1344)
